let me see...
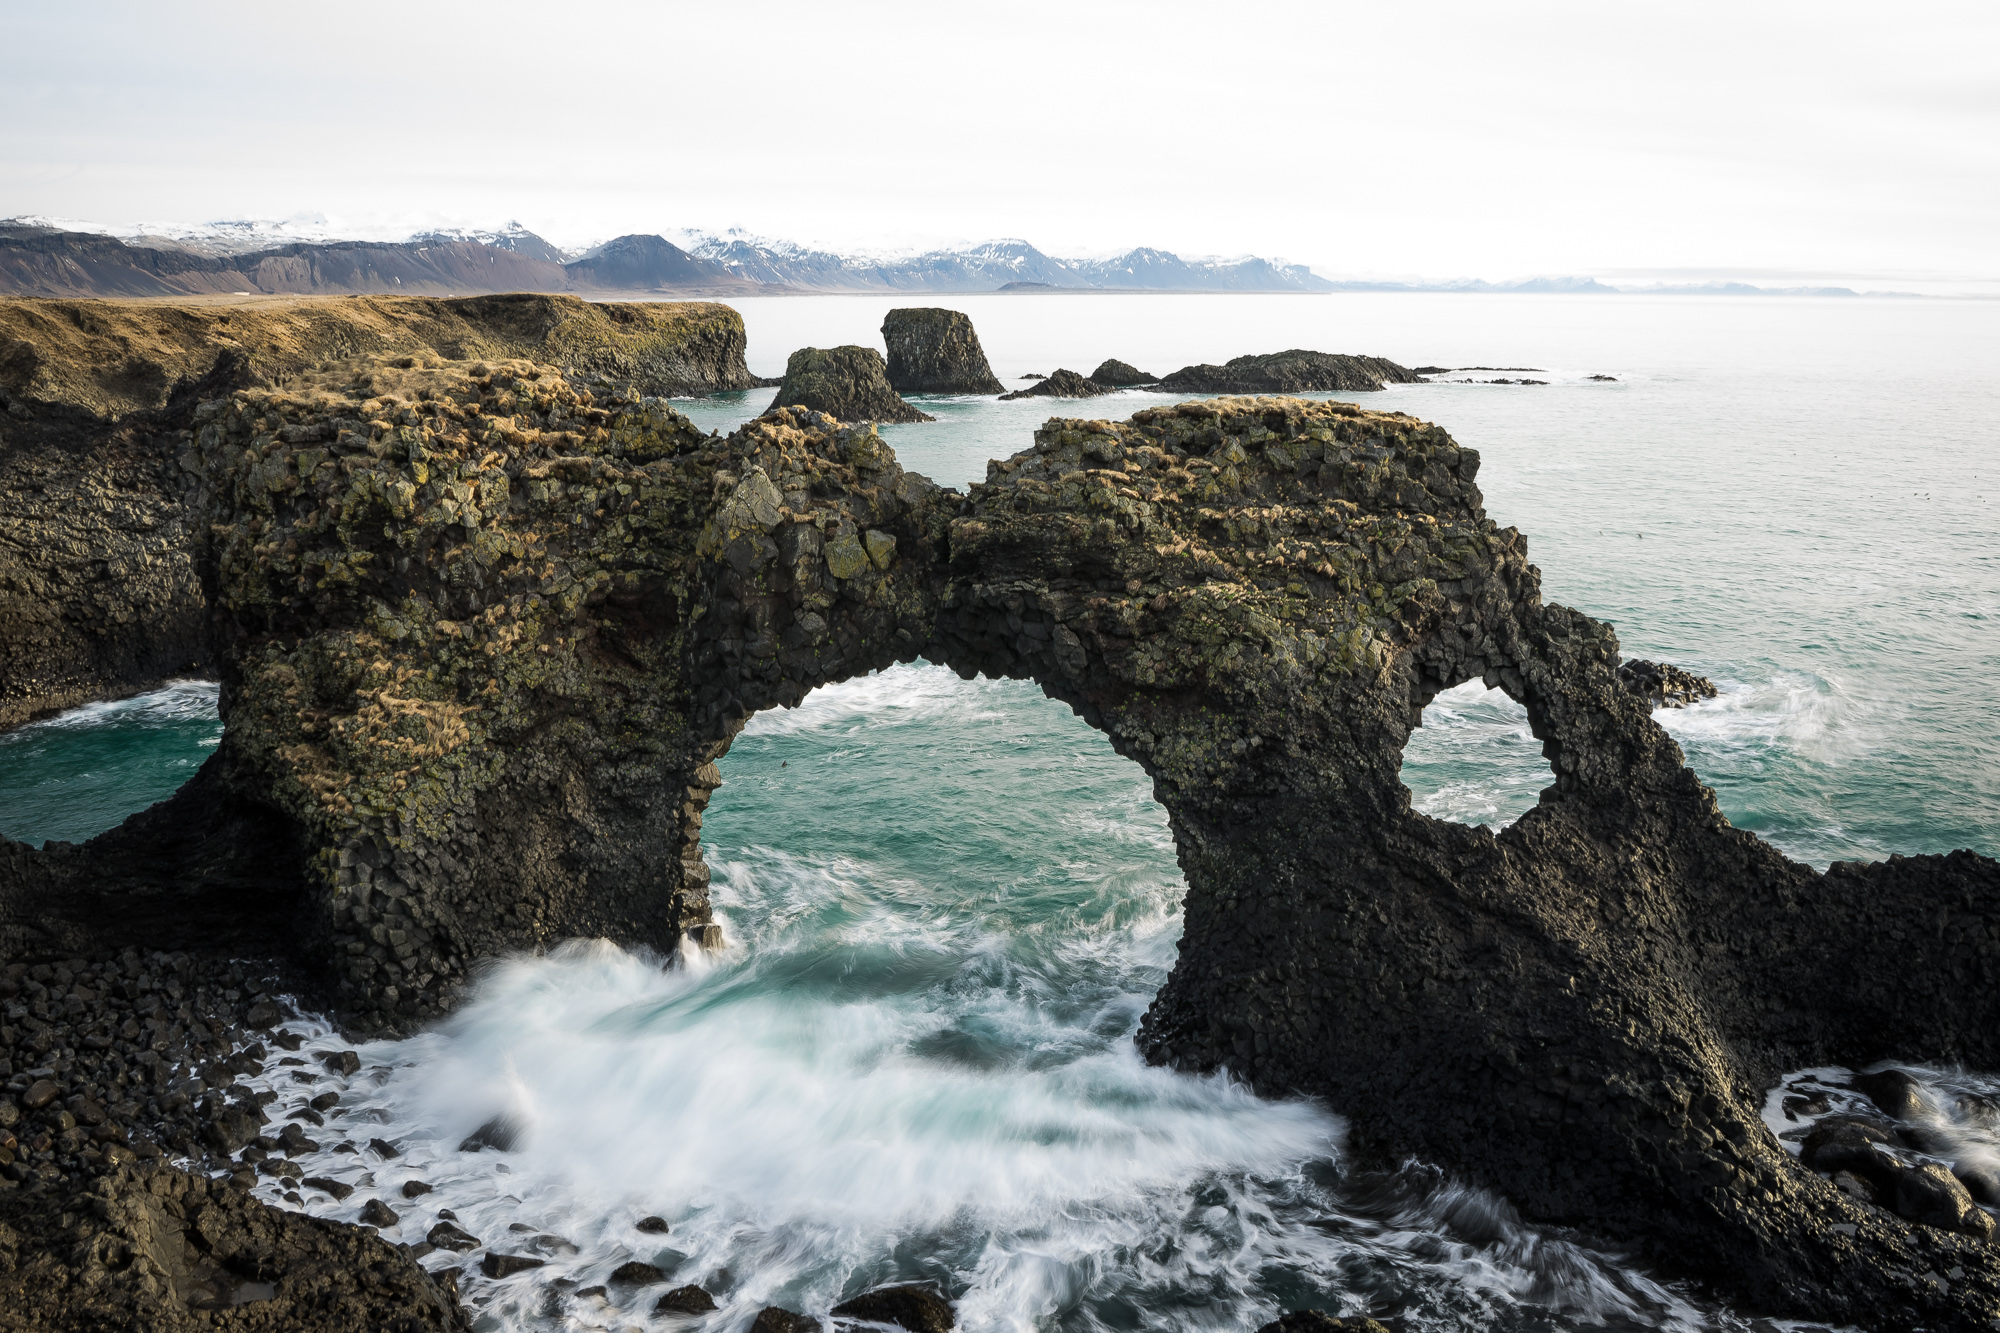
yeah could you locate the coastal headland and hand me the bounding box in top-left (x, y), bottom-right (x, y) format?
top-left (0, 300), bottom-right (1997, 1330)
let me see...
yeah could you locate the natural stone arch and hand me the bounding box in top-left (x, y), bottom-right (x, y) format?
top-left (4, 359), bottom-right (2000, 1329)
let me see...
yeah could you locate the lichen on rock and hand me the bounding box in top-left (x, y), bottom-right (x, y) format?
top-left (769, 346), bottom-right (935, 424)
top-left (881, 308), bottom-right (1004, 395)
top-left (6, 361), bottom-right (2000, 1331)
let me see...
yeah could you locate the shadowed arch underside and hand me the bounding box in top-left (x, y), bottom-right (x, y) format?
top-left (4, 357), bottom-right (1998, 1329)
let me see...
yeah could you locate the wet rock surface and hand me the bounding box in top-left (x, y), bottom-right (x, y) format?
top-left (771, 346), bottom-right (934, 424)
top-left (1616, 657), bottom-right (1718, 708)
top-left (1089, 358), bottom-right (1155, 386)
top-left (996, 367), bottom-right (1113, 400)
top-left (879, 309), bottom-right (1004, 396)
top-left (1154, 349), bottom-right (1422, 394)
top-left (0, 949), bottom-right (466, 1330)
top-left (829, 1282), bottom-right (954, 1332)
top-left (3, 356), bottom-right (1999, 1329)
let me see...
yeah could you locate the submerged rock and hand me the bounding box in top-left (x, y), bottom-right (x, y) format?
top-left (1257, 1314), bottom-right (1398, 1333)
top-left (997, 368), bottom-right (1112, 400)
top-left (770, 346), bottom-right (934, 424)
top-left (1089, 358), bottom-right (1155, 386)
top-left (881, 308), bottom-right (1004, 395)
top-left (1154, 349), bottom-right (1421, 394)
top-left (830, 1283), bottom-right (954, 1333)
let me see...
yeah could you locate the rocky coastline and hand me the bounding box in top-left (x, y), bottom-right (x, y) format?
top-left (2, 321), bottom-right (1999, 1329)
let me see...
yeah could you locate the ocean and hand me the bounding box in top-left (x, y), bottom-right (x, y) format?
top-left (3, 292), bottom-right (1996, 1331)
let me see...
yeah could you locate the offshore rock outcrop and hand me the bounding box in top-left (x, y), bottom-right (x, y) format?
top-left (3, 359), bottom-right (2000, 1329)
top-left (996, 368), bottom-right (1112, 400)
top-left (1156, 350), bottom-right (1422, 395)
top-left (1617, 657), bottom-right (1718, 708)
top-left (1090, 359), bottom-right (1155, 387)
top-left (880, 309), bottom-right (1004, 395)
top-left (770, 346), bottom-right (934, 424)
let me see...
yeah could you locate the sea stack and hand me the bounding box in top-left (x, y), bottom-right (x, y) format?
top-left (997, 368), bottom-right (1112, 400)
top-left (880, 308), bottom-right (1004, 395)
top-left (1090, 358), bottom-right (1155, 387)
top-left (1156, 350), bottom-right (1421, 394)
top-left (769, 345), bottom-right (934, 423)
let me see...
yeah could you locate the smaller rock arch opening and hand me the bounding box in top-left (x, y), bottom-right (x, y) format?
top-left (0, 681), bottom-right (222, 847)
top-left (1399, 679), bottom-right (1556, 829)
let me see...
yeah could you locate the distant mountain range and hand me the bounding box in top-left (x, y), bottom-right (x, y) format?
top-left (0, 217), bottom-right (1897, 300)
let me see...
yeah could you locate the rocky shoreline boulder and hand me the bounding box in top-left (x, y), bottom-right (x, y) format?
top-left (997, 368), bottom-right (1112, 400)
top-left (1089, 359), bottom-right (1154, 386)
top-left (771, 346), bottom-right (935, 423)
top-left (1155, 349), bottom-right (1421, 394)
top-left (881, 309), bottom-right (1003, 395)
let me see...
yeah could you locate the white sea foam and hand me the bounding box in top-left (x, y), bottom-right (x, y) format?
top-left (8, 679), bottom-right (220, 735)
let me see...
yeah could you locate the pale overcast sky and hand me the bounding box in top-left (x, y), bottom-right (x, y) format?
top-left (4, 0), bottom-right (1996, 287)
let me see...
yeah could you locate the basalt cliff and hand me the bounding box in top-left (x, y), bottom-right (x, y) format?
top-left (0, 296), bottom-right (759, 729)
top-left (2, 350), bottom-right (1999, 1330)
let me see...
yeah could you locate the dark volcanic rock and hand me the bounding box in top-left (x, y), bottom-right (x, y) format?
top-left (831, 1283), bottom-right (954, 1333)
top-left (1089, 359), bottom-right (1155, 386)
top-left (1257, 1314), bottom-right (1398, 1333)
top-left (881, 308), bottom-right (1004, 395)
top-left (634, 1215), bottom-right (670, 1233)
top-left (751, 1309), bottom-right (822, 1333)
top-left (481, 1251), bottom-right (546, 1278)
top-left (1154, 349), bottom-right (1421, 394)
top-left (610, 1260), bottom-right (665, 1285)
top-left (770, 346), bottom-right (934, 423)
top-left (997, 368), bottom-right (1112, 400)
top-left (0, 1164), bottom-right (468, 1331)
top-left (1852, 1067), bottom-right (1928, 1121)
top-left (655, 1284), bottom-right (718, 1314)
top-left (6, 354), bottom-right (2000, 1329)
top-left (1616, 658), bottom-right (1718, 709)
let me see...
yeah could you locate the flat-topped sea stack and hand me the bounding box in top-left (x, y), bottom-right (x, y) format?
top-left (4, 344), bottom-right (2000, 1330)
top-left (770, 345), bottom-right (934, 423)
top-left (997, 367), bottom-right (1112, 400)
top-left (1090, 358), bottom-right (1155, 387)
top-left (880, 308), bottom-right (1004, 395)
top-left (1156, 349), bottom-right (1421, 394)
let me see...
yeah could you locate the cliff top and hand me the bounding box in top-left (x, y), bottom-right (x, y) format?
top-left (0, 293), bottom-right (755, 418)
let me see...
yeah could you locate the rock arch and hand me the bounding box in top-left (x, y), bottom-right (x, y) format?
top-left (3, 358), bottom-right (1999, 1329)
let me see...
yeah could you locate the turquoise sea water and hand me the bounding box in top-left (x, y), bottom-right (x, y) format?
top-left (4, 293), bottom-right (1996, 1330)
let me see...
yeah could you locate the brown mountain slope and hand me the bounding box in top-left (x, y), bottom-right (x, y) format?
top-left (0, 292), bottom-right (762, 416)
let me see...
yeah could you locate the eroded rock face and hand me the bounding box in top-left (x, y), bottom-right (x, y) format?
top-left (880, 309), bottom-right (1004, 395)
top-left (1155, 350), bottom-right (1422, 395)
top-left (770, 346), bottom-right (934, 424)
top-left (5, 361), bottom-right (2000, 1329)
top-left (996, 368), bottom-right (1112, 400)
